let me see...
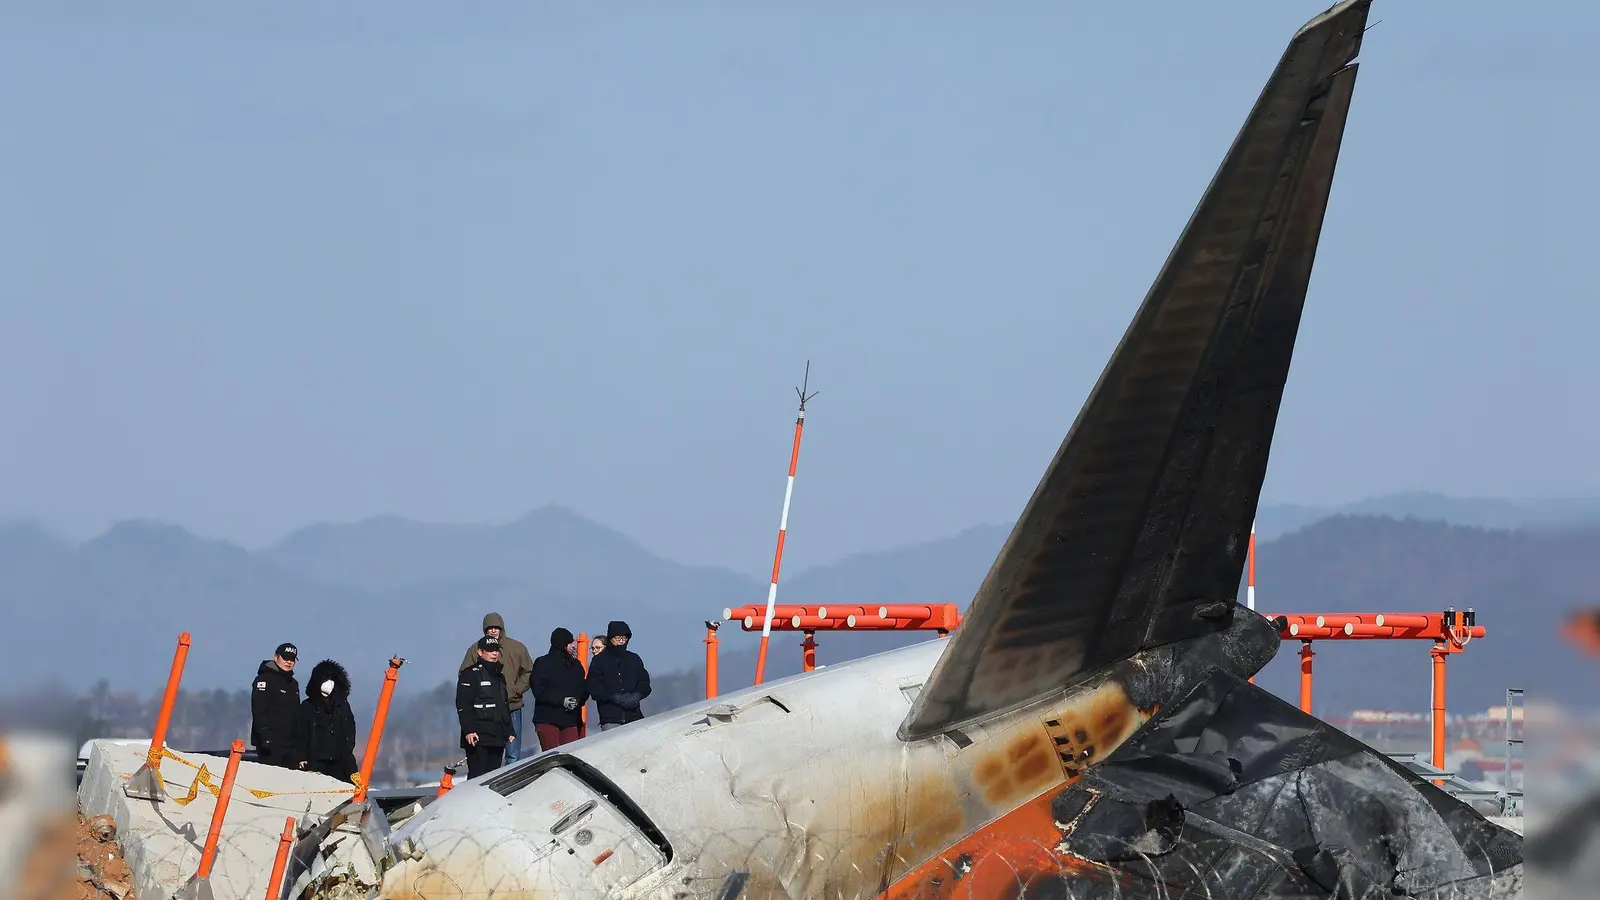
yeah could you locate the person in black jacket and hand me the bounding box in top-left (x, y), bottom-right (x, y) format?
top-left (456, 636), bottom-right (514, 778)
top-left (585, 621), bottom-right (651, 732)
top-left (529, 628), bottom-right (588, 751)
top-left (294, 659), bottom-right (359, 782)
top-left (250, 642), bottom-right (301, 768)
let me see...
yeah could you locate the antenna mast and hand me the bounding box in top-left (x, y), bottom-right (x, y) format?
top-left (753, 362), bottom-right (817, 685)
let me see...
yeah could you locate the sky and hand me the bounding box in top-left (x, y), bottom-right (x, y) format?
top-left (1, 0), bottom-right (1593, 578)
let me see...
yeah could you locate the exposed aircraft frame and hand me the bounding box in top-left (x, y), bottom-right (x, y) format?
top-left (281, 2), bottom-right (1524, 897)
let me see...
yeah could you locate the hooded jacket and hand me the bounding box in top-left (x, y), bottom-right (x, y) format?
top-left (585, 620), bottom-right (652, 725)
top-left (459, 613), bottom-right (534, 711)
top-left (457, 653), bottom-right (513, 749)
top-left (250, 659), bottom-right (300, 752)
top-left (529, 628), bottom-right (589, 728)
top-left (295, 659), bottom-right (358, 779)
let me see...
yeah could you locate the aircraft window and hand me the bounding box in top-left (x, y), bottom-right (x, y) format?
top-left (900, 684), bottom-right (923, 703)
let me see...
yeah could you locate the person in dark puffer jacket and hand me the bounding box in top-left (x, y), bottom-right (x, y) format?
top-left (585, 621), bottom-right (651, 732)
top-left (529, 627), bottom-right (588, 751)
top-left (294, 659), bottom-right (358, 782)
top-left (250, 642), bottom-right (301, 769)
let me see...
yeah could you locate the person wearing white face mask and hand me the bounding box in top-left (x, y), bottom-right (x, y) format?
top-left (294, 659), bottom-right (358, 782)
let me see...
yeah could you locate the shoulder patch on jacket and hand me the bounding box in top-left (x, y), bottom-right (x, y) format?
top-left (256, 681), bottom-right (267, 690)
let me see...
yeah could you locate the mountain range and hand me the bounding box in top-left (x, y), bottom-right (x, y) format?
top-left (3, 492), bottom-right (1597, 721)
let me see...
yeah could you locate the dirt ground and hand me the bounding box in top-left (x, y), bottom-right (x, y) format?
top-left (17, 812), bottom-right (136, 900)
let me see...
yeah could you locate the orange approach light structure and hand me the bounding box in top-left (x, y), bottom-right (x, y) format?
top-left (709, 603), bottom-right (1486, 773)
top-left (1268, 607), bottom-right (1485, 773)
top-left (713, 603), bottom-right (962, 698)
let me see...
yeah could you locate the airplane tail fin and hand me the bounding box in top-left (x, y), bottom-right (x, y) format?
top-left (902, 0), bottom-right (1373, 741)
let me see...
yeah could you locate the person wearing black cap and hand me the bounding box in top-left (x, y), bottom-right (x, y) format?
top-left (251, 642), bottom-right (301, 769)
top-left (529, 628), bottom-right (588, 751)
top-left (584, 621), bottom-right (651, 732)
top-left (456, 635), bottom-right (514, 778)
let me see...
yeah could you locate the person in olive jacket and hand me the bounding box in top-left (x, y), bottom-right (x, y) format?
top-left (458, 612), bottom-right (534, 763)
top-left (529, 627), bottom-right (588, 751)
top-left (456, 636), bottom-right (514, 778)
top-left (294, 659), bottom-right (358, 782)
top-left (585, 621), bottom-right (651, 731)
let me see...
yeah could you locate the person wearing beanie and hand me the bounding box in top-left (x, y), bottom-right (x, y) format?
top-left (528, 627), bottom-right (589, 751)
top-left (458, 612), bottom-right (534, 763)
top-left (456, 635), bottom-right (514, 778)
top-left (293, 659), bottom-right (358, 782)
top-left (584, 620), bottom-right (652, 732)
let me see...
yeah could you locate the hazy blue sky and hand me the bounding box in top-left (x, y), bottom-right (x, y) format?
top-left (1, 1), bottom-right (1591, 576)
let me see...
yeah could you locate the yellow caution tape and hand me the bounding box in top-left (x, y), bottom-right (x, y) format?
top-left (171, 764), bottom-right (213, 807)
top-left (155, 746), bottom-right (360, 802)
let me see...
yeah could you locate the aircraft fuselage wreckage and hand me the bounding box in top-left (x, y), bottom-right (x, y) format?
top-left (283, 1), bottom-right (1523, 897)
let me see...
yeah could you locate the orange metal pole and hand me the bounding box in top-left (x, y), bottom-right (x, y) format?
top-left (354, 656), bottom-right (404, 803)
top-left (126, 631), bottom-right (193, 800)
top-left (264, 816), bottom-right (296, 900)
top-left (878, 604), bottom-right (939, 619)
top-left (704, 623), bottom-right (720, 698)
top-left (577, 632), bottom-right (589, 732)
top-left (727, 604), bottom-right (826, 621)
top-left (1431, 641), bottom-right (1448, 774)
top-left (814, 605), bottom-right (871, 619)
top-left (1298, 641), bottom-right (1314, 714)
top-left (1380, 613), bottom-right (1433, 630)
top-left (146, 632), bottom-right (192, 772)
top-left (195, 740), bottom-right (245, 879)
top-left (802, 631), bottom-right (817, 672)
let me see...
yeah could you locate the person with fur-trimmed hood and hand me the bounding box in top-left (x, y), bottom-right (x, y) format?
top-left (294, 659), bottom-right (359, 782)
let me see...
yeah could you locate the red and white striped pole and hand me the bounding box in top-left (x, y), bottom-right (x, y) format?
top-left (754, 364), bottom-right (817, 686)
top-left (1247, 519), bottom-right (1257, 612)
top-left (1247, 518), bottom-right (1257, 685)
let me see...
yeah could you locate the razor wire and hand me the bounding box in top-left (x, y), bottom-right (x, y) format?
top-left (263, 814), bottom-right (1524, 900)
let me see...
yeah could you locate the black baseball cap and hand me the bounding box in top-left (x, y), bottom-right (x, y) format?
top-left (477, 636), bottom-right (501, 652)
top-left (275, 643), bottom-right (298, 660)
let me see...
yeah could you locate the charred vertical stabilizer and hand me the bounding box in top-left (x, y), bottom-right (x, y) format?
top-left (903, 0), bottom-right (1372, 740)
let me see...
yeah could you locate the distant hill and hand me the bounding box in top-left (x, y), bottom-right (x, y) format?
top-left (1255, 491), bottom-right (1600, 540)
top-left (261, 504), bottom-right (758, 604)
top-left (1242, 516), bottom-right (1596, 715)
top-left (3, 499), bottom-right (1595, 723)
top-left (0, 509), bottom-right (761, 698)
